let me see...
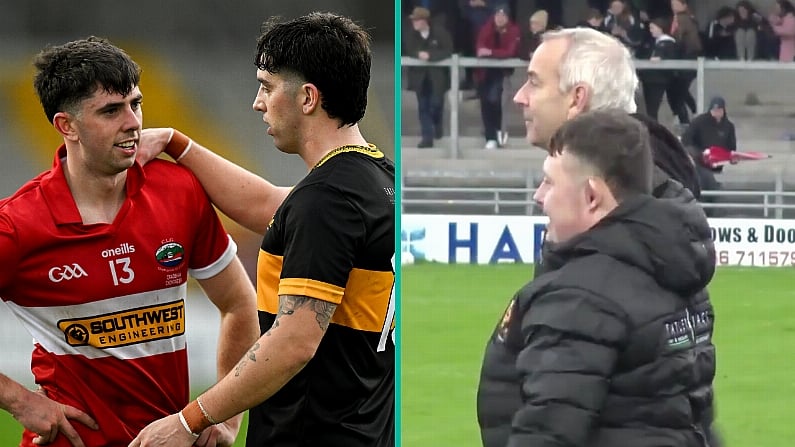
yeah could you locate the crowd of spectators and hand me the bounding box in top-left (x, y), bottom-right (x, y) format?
top-left (402, 0), bottom-right (795, 148)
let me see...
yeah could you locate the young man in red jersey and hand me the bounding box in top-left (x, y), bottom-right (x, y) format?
top-left (0, 36), bottom-right (259, 447)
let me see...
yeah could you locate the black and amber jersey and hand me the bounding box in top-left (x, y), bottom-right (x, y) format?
top-left (247, 145), bottom-right (395, 447)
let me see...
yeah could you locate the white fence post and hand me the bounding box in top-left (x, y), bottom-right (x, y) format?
top-left (696, 57), bottom-right (705, 114)
top-left (450, 54), bottom-right (460, 160)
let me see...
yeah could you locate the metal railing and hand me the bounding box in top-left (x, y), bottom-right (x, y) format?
top-left (401, 186), bottom-right (795, 219)
top-left (401, 56), bottom-right (795, 159)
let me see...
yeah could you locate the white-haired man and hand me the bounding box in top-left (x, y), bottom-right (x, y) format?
top-left (513, 27), bottom-right (700, 199)
top-left (476, 27), bottom-right (722, 447)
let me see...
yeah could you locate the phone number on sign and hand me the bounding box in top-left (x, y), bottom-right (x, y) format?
top-left (717, 250), bottom-right (795, 267)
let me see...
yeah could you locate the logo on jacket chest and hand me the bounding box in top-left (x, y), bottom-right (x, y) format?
top-left (495, 298), bottom-right (516, 344)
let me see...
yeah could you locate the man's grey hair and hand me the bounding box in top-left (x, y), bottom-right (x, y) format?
top-left (542, 27), bottom-right (639, 113)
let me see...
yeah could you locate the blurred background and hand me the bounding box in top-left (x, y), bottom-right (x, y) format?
top-left (0, 0), bottom-right (394, 393)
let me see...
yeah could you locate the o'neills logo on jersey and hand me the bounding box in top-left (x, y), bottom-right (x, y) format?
top-left (57, 300), bottom-right (185, 348)
top-left (155, 242), bottom-right (185, 268)
top-left (101, 243), bottom-right (136, 258)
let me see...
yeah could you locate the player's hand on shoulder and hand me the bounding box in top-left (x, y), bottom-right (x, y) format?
top-left (137, 128), bottom-right (176, 166)
top-left (13, 388), bottom-right (97, 447)
top-left (128, 413), bottom-right (197, 447)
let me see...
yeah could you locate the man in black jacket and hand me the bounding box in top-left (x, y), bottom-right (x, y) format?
top-left (682, 96), bottom-right (737, 157)
top-left (494, 25), bottom-right (722, 446)
top-left (477, 110), bottom-right (717, 447)
top-left (681, 96), bottom-right (736, 216)
top-left (403, 6), bottom-right (454, 148)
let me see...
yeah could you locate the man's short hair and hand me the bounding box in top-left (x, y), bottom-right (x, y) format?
top-left (542, 27), bottom-right (638, 113)
top-left (548, 110), bottom-right (653, 200)
top-left (255, 12), bottom-right (372, 127)
top-left (33, 36), bottom-right (141, 123)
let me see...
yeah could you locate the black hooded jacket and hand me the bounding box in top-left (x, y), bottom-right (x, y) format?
top-left (682, 108), bottom-right (737, 154)
top-left (477, 194), bottom-right (717, 447)
top-left (632, 113), bottom-right (701, 199)
top-left (532, 113), bottom-right (704, 277)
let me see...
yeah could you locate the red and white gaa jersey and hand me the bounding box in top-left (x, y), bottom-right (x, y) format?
top-left (0, 146), bottom-right (235, 446)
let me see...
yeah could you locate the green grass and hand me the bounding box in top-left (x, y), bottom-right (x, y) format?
top-left (401, 263), bottom-right (795, 447)
top-left (0, 400), bottom-right (249, 446)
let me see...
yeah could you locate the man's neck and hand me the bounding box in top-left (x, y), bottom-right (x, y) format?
top-left (63, 155), bottom-right (128, 225)
top-left (300, 123), bottom-right (370, 170)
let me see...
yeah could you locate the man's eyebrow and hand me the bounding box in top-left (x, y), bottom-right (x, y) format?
top-left (96, 93), bottom-right (143, 112)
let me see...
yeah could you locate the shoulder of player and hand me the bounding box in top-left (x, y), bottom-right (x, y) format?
top-left (140, 159), bottom-right (203, 189)
top-left (0, 170), bottom-right (54, 220)
top-left (284, 181), bottom-right (350, 207)
top-left (307, 155), bottom-right (393, 190)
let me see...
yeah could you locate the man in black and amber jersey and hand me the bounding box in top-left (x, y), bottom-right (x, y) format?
top-left (132, 12), bottom-right (395, 447)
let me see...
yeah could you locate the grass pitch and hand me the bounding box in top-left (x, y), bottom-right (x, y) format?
top-left (401, 263), bottom-right (795, 446)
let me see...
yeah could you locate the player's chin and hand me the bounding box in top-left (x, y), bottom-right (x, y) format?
top-left (119, 156), bottom-right (137, 169)
top-left (272, 139), bottom-right (291, 154)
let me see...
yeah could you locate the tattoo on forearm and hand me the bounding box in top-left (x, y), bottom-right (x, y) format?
top-left (269, 295), bottom-right (337, 333)
top-left (234, 342), bottom-right (260, 377)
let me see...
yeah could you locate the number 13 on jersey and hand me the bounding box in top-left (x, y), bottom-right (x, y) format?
top-left (109, 257), bottom-right (135, 286)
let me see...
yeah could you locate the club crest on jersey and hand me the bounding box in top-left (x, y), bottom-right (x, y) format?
top-left (496, 298), bottom-right (516, 343)
top-left (155, 242), bottom-right (184, 268)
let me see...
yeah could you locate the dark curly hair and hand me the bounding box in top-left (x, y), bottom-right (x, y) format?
top-left (254, 12), bottom-right (372, 127)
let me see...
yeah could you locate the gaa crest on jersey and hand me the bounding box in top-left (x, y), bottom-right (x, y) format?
top-left (155, 242), bottom-right (185, 268)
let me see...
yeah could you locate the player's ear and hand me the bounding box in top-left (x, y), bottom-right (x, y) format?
top-left (53, 112), bottom-right (79, 142)
top-left (301, 83), bottom-right (320, 115)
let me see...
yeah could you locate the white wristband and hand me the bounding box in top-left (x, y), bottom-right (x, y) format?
top-left (175, 140), bottom-right (193, 162)
top-left (178, 411), bottom-right (200, 438)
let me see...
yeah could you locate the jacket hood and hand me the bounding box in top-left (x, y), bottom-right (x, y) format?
top-left (708, 96), bottom-right (726, 110)
top-left (546, 194), bottom-right (715, 297)
top-left (632, 113), bottom-right (701, 198)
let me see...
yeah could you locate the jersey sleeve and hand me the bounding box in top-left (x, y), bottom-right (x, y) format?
top-left (278, 184), bottom-right (364, 304)
top-left (183, 172), bottom-right (236, 280)
top-left (0, 212), bottom-right (19, 291)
